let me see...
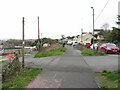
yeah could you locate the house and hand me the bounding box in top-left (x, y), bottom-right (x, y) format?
top-left (66, 36), bottom-right (73, 41)
top-left (73, 36), bottom-right (78, 42)
top-left (97, 35), bottom-right (104, 40)
top-left (65, 36), bottom-right (73, 43)
top-left (82, 33), bottom-right (93, 44)
top-left (76, 35), bottom-right (81, 43)
top-left (94, 29), bottom-right (104, 34)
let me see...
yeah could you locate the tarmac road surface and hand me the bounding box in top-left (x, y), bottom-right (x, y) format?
top-left (26, 46), bottom-right (98, 88)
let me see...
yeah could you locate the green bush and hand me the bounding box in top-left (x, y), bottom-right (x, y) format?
top-left (2, 54), bottom-right (21, 82)
top-left (113, 40), bottom-right (118, 44)
top-left (102, 69), bottom-right (108, 76)
top-left (102, 70), bottom-right (107, 73)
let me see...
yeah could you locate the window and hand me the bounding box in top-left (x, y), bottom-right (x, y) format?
top-left (85, 38), bottom-right (90, 41)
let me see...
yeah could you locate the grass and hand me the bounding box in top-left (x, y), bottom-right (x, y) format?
top-left (18, 54), bottom-right (29, 57)
top-left (0, 61), bottom-right (5, 63)
top-left (18, 55), bottom-right (23, 57)
top-left (94, 70), bottom-right (120, 88)
top-left (2, 67), bottom-right (42, 88)
top-left (34, 45), bottom-right (66, 58)
top-left (81, 49), bottom-right (105, 56)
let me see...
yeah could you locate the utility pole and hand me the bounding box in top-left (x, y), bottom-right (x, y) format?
top-left (41, 33), bottom-right (42, 47)
top-left (81, 28), bottom-right (83, 50)
top-left (38, 16), bottom-right (40, 39)
top-left (91, 7), bottom-right (95, 49)
top-left (37, 16), bottom-right (40, 52)
top-left (22, 17), bottom-right (25, 68)
top-left (81, 28), bottom-right (83, 44)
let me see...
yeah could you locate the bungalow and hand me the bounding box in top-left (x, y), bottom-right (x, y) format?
top-left (4, 47), bottom-right (22, 54)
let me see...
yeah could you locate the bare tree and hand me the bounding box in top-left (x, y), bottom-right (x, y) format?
top-left (101, 23), bottom-right (109, 30)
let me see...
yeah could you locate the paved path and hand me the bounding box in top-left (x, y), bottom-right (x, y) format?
top-left (83, 55), bottom-right (118, 72)
top-left (26, 46), bottom-right (98, 88)
top-left (19, 52), bottom-right (58, 68)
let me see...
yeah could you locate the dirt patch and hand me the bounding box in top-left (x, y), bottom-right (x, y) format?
top-left (44, 43), bottom-right (59, 52)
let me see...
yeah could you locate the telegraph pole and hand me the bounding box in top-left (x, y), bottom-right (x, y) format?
top-left (81, 28), bottom-right (83, 44)
top-left (81, 28), bottom-right (83, 50)
top-left (38, 16), bottom-right (40, 39)
top-left (41, 33), bottom-right (42, 47)
top-left (22, 17), bottom-right (25, 68)
top-left (37, 16), bottom-right (40, 52)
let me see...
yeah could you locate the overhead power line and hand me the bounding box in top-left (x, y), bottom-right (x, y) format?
top-left (95, 0), bottom-right (111, 22)
top-left (87, 0), bottom-right (111, 30)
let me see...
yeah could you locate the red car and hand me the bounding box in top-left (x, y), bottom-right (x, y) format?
top-left (85, 43), bottom-right (91, 48)
top-left (100, 43), bottom-right (120, 54)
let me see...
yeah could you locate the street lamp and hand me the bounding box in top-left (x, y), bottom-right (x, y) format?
top-left (91, 7), bottom-right (95, 49)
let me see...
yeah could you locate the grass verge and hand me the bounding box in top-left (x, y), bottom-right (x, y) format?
top-left (2, 67), bottom-right (42, 88)
top-left (94, 70), bottom-right (120, 88)
top-left (34, 45), bottom-right (66, 58)
top-left (18, 54), bottom-right (29, 57)
top-left (0, 61), bottom-right (5, 63)
top-left (81, 49), bottom-right (105, 56)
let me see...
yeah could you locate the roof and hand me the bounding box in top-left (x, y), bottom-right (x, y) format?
top-left (66, 37), bottom-right (73, 39)
top-left (94, 29), bottom-right (104, 31)
top-left (4, 48), bottom-right (22, 50)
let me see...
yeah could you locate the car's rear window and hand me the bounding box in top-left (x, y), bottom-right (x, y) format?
top-left (107, 44), bottom-right (116, 47)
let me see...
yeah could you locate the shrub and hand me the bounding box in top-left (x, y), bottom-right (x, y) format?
top-left (2, 53), bottom-right (21, 82)
top-left (113, 40), bottom-right (118, 44)
top-left (102, 70), bottom-right (108, 76)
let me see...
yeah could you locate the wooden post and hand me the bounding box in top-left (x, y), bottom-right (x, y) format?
top-left (81, 29), bottom-right (83, 50)
top-left (22, 17), bottom-right (25, 68)
top-left (38, 16), bottom-right (40, 52)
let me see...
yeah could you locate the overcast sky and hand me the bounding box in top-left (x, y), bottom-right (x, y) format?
top-left (0, 0), bottom-right (119, 40)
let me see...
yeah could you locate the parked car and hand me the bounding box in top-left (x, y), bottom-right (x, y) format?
top-left (72, 41), bottom-right (78, 47)
top-left (67, 41), bottom-right (73, 45)
top-left (90, 43), bottom-right (102, 50)
top-left (100, 43), bottom-right (120, 54)
top-left (84, 43), bottom-right (91, 48)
